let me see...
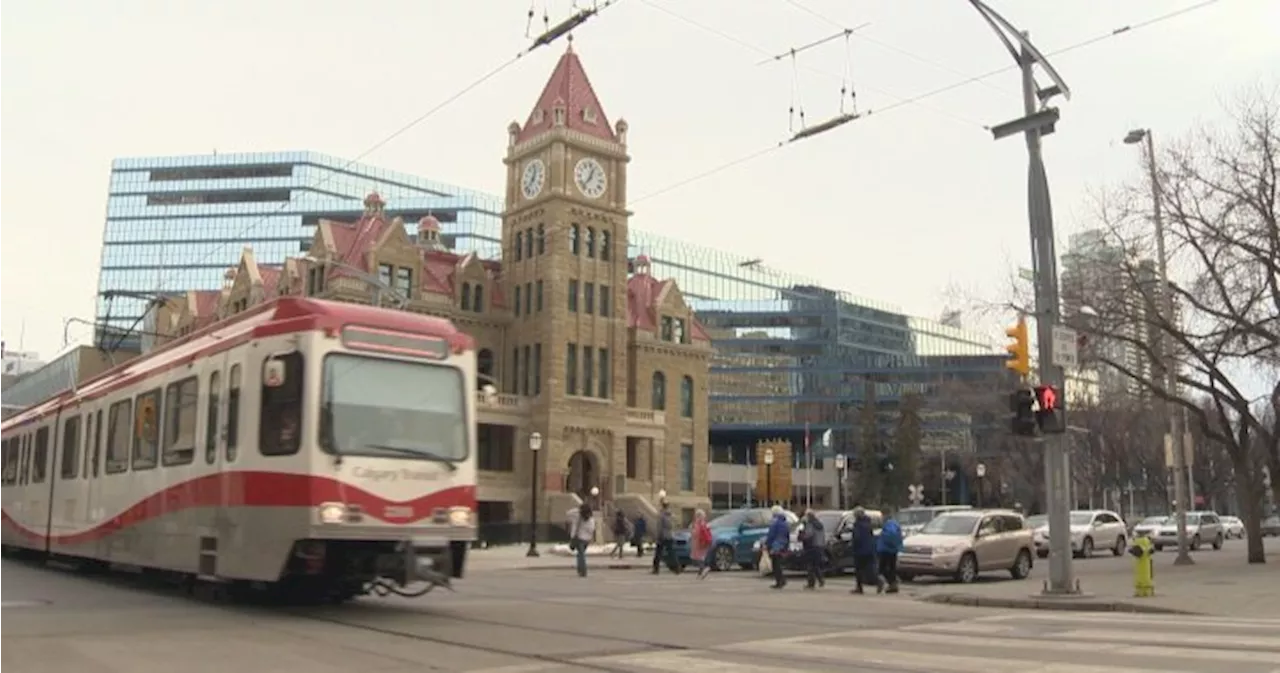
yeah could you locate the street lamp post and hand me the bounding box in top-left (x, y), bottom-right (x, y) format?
top-left (834, 454), bottom-right (847, 510)
top-left (590, 485), bottom-right (600, 511)
top-left (976, 463), bottom-right (987, 508)
top-left (764, 449), bottom-right (775, 506)
top-left (1124, 127), bottom-right (1193, 567)
top-left (525, 431), bottom-right (543, 558)
top-left (970, 0), bottom-right (1077, 596)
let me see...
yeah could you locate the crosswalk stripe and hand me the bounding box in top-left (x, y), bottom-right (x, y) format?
top-left (852, 627), bottom-right (1280, 665)
top-left (579, 652), bottom-right (781, 673)
top-left (1058, 628), bottom-right (1280, 651)
top-left (725, 640), bottom-right (1174, 673)
top-left (974, 612), bottom-right (1280, 630)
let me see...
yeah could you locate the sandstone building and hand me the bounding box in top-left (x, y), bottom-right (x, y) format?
top-left (151, 45), bottom-right (713, 530)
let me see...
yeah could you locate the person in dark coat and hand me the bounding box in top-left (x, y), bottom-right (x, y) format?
top-left (800, 509), bottom-right (826, 589)
top-left (849, 507), bottom-right (884, 594)
top-left (631, 514), bottom-right (648, 557)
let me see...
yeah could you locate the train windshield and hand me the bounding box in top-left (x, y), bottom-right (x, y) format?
top-left (321, 354), bottom-right (469, 463)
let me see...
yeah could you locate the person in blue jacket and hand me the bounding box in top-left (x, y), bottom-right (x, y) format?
top-left (876, 509), bottom-right (905, 594)
top-left (849, 507), bottom-right (884, 594)
top-left (764, 505), bottom-right (791, 589)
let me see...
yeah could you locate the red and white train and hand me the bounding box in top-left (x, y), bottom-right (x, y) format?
top-left (1, 297), bottom-right (479, 601)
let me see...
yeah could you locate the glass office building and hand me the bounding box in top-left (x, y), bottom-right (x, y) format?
top-left (97, 151), bottom-right (504, 344)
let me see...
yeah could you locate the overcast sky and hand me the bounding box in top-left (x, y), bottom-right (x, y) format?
top-left (3, 0), bottom-right (1277, 360)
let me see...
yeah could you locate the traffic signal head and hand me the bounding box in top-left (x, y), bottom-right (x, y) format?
top-left (1009, 388), bottom-right (1037, 436)
top-left (1034, 384), bottom-right (1064, 433)
top-left (1005, 317), bottom-right (1030, 377)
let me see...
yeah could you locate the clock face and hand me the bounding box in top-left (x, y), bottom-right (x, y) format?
top-left (573, 157), bottom-right (607, 199)
top-left (521, 159), bottom-right (546, 199)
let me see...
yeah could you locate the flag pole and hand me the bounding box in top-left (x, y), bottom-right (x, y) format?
top-left (805, 422), bottom-right (812, 509)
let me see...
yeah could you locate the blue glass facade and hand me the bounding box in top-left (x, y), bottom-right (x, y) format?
top-left (97, 151), bottom-right (505, 341)
top-left (96, 151), bottom-right (1008, 471)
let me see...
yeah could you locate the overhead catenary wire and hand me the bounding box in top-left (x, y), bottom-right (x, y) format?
top-left (756, 25), bottom-right (870, 66)
top-left (631, 0), bottom-right (1225, 206)
top-left (146, 0), bottom-right (623, 306)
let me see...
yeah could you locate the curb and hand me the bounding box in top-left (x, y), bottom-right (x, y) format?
top-left (919, 593), bottom-right (1200, 615)
top-left (494, 563), bottom-right (648, 572)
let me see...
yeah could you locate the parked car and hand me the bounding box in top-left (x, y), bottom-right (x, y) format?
top-left (778, 509), bottom-right (883, 575)
top-left (896, 505), bottom-right (973, 537)
top-left (672, 508), bottom-right (798, 571)
top-left (896, 509), bottom-right (1035, 584)
top-left (1152, 511), bottom-right (1225, 551)
top-left (1131, 515), bottom-right (1167, 540)
top-left (1260, 515), bottom-right (1280, 537)
top-left (1221, 516), bottom-right (1245, 539)
top-left (1027, 510), bottom-right (1127, 558)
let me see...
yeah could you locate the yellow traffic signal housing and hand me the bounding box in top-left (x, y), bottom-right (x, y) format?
top-left (1005, 317), bottom-right (1030, 376)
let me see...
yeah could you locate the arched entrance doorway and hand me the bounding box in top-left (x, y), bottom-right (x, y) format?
top-left (564, 450), bottom-right (599, 500)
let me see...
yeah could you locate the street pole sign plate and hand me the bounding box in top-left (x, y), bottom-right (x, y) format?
top-left (1051, 325), bottom-right (1078, 369)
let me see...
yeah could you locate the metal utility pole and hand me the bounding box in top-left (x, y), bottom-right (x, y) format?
top-left (1125, 128), bottom-right (1193, 565)
top-left (972, 0), bottom-right (1079, 595)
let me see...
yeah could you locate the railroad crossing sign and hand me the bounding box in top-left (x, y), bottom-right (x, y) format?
top-left (908, 484), bottom-right (925, 506)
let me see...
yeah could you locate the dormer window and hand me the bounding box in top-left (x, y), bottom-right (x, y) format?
top-left (553, 106), bottom-right (566, 126)
top-left (533, 108), bottom-right (545, 124)
top-left (660, 316), bottom-right (674, 341)
top-left (582, 106), bottom-right (597, 124)
top-left (674, 318), bottom-right (688, 344)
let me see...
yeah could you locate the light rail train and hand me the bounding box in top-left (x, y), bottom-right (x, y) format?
top-left (1, 297), bottom-right (479, 601)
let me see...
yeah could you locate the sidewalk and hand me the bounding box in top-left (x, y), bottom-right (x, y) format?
top-left (911, 556), bottom-right (1280, 618)
top-left (466, 543), bottom-right (655, 572)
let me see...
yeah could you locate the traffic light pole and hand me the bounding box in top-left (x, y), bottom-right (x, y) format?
top-left (1017, 39), bottom-right (1077, 596)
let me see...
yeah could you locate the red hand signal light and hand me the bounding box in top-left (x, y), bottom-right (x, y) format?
top-left (1035, 385), bottom-right (1058, 411)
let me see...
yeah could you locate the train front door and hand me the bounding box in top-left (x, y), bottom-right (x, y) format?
top-left (199, 356), bottom-right (240, 578)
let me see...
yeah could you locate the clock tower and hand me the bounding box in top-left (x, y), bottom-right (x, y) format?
top-left (502, 43), bottom-right (633, 500)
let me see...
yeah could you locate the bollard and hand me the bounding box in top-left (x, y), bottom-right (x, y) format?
top-left (1128, 534), bottom-right (1155, 597)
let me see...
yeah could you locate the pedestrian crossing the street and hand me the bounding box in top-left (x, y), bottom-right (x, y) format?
top-left (472, 611), bottom-right (1280, 673)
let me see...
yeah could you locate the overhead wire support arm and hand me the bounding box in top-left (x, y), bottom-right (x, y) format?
top-left (756, 24), bottom-right (870, 66)
top-left (788, 111), bottom-right (860, 143)
top-left (526, 0), bottom-right (619, 54)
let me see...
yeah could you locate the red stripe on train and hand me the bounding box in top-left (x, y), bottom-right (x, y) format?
top-left (0, 471), bottom-right (476, 546)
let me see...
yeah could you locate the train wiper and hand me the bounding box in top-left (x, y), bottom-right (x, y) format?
top-left (363, 443), bottom-right (458, 471)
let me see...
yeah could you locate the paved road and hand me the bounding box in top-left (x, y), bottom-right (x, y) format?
top-left (4, 558), bottom-right (1278, 672)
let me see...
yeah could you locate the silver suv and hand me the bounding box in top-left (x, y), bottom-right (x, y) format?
top-left (1152, 511), bottom-right (1225, 551)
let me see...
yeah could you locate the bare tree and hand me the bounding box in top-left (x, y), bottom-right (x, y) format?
top-left (1075, 92), bottom-right (1279, 563)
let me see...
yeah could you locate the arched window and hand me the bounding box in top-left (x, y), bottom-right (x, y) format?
top-left (461, 283), bottom-right (472, 311)
top-left (600, 230), bottom-right (611, 261)
top-left (651, 371), bottom-right (667, 411)
top-left (586, 227), bottom-right (596, 258)
top-left (536, 224), bottom-right (546, 254)
top-left (473, 285), bottom-right (485, 312)
top-left (515, 232), bottom-right (524, 261)
top-left (570, 224), bottom-right (580, 255)
top-left (477, 348), bottom-right (495, 382)
top-left (680, 376), bottom-right (694, 418)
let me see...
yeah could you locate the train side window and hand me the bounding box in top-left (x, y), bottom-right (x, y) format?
top-left (105, 399), bottom-right (133, 474)
top-left (93, 409), bottom-right (103, 477)
top-left (19, 435), bottom-right (29, 485)
top-left (1, 439), bottom-right (14, 486)
top-left (32, 426), bottom-right (50, 484)
top-left (60, 416), bottom-right (82, 480)
top-left (227, 365), bottom-right (241, 462)
top-left (162, 377), bottom-right (198, 466)
top-left (82, 413), bottom-right (93, 479)
top-left (259, 352), bottom-right (304, 456)
top-left (206, 371), bottom-right (221, 464)
top-left (132, 388), bottom-right (161, 471)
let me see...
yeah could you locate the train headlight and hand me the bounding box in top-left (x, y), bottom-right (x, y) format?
top-left (318, 502), bottom-right (347, 524)
top-left (448, 506), bottom-right (474, 527)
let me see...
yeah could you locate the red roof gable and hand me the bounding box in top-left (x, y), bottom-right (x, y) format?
top-left (324, 192), bottom-right (396, 279)
top-left (626, 263), bottom-right (710, 342)
top-left (258, 265), bottom-right (282, 298)
top-left (516, 45), bottom-right (616, 144)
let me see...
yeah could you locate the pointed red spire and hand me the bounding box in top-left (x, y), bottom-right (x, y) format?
top-left (516, 44), bottom-right (616, 144)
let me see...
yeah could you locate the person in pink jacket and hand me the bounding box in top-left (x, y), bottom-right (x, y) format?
top-left (690, 509), bottom-right (714, 579)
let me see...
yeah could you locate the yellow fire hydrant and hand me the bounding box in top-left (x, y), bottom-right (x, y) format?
top-left (1129, 535), bottom-right (1155, 597)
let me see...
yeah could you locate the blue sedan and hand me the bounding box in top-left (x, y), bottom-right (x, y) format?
top-left (671, 508), bottom-right (798, 571)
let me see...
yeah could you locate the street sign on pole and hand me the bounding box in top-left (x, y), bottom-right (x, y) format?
top-left (1051, 325), bottom-right (1078, 369)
